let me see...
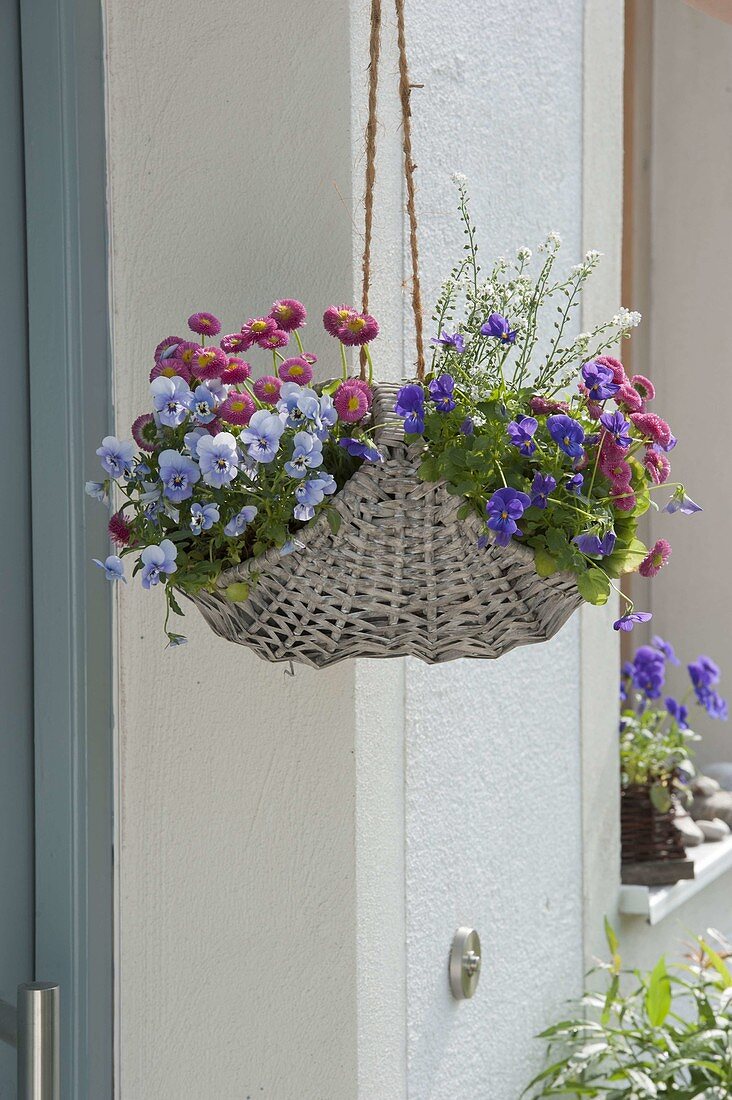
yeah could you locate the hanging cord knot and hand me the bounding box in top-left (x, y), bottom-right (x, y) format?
top-left (360, 0), bottom-right (425, 381)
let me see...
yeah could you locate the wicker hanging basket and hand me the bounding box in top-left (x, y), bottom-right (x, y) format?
top-left (190, 382), bottom-right (582, 668)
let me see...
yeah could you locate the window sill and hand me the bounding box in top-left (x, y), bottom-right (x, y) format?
top-left (618, 835), bottom-right (732, 925)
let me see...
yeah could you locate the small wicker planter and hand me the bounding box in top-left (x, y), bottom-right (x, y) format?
top-left (620, 783), bottom-right (693, 885)
top-left (189, 381), bottom-right (583, 668)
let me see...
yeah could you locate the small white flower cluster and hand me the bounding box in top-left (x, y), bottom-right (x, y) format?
top-left (612, 308), bottom-right (642, 329)
top-left (516, 246), bottom-right (532, 263)
top-left (539, 230), bottom-right (562, 253)
top-left (451, 172), bottom-right (468, 185)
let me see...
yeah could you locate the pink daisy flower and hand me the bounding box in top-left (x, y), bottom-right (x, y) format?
top-left (220, 332), bottom-right (249, 354)
top-left (595, 355), bottom-right (628, 387)
top-left (109, 511), bottom-right (132, 546)
top-left (529, 396), bottom-right (569, 416)
top-left (614, 384), bottom-right (644, 413)
top-left (149, 359), bottom-right (192, 384)
top-left (630, 411), bottom-right (673, 450)
top-left (172, 340), bottom-right (201, 371)
top-left (323, 305), bottom-right (356, 337)
top-left (337, 311), bottom-right (379, 347)
top-left (302, 352), bottom-right (318, 365)
top-left (187, 312), bottom-right (221, 337)
top-left (253, 376), bottom-right (281, 404)
top-left (644, 447), bottom-right (671, 485)
top-left (611, 487), bottom-right (637, 512)
top-left (132, 412), bottom-right (158, 452)
top-left (601, 454), bottom-right (632, 486)
top-left (154, 335), bottom-right (184, 362)
top-left (269, 298), bottom-right (307, 332)
top-left (221, 358), bottom-right (251, 384)
top-left (219, 391), bottom-right (256, 426)
top-left (334, 382), bottom-right (369, 422)
top-left (631, 374), bottom-right (655, 402)
top-left (240, 317), bottom-right (277, 350)
top-left (257, 328), bottom-right (289, 350)
top-left (598, 435), bottom-right (629, 469)
top-left (639, 538), bottom-right (672, 578)
top-left (191, 345), bottom-right (227, 381)
top-left (347, 377), bottom-right (373, 408)
top-left (278, 356), bottom-right (314, 384)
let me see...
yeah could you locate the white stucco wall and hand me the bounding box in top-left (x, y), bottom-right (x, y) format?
top-left (105, 1), bottom-right (625, 1097)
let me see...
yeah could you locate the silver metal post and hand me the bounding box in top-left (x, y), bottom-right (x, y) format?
top-left (17, 983), bottom-right (60, 1100)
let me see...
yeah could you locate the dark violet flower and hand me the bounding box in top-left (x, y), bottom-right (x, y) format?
top-left (599, 409), bottom-right (633, 449)
top-left (652, 636), bottom-right (680, 665)
top-left (506, 415), bottom-right (538, 456)
top-left (433, 331), bottom-right (465, 353)
top-left (632, 644), bottom-right (666, 699)
top-left (613, 610), bottom-right (652, 632)
top-left (428, 374), bottom-right (457, 412)
top-left (529, 472), bottom-right (556, 510)
top-left (565, 473), bottom-right (584, 495)
top-left (663, 486), bottom-right (703, 515)
top-left (485, 487), bottom-right (531, 547)
top-left (338, 437), bottom-right (384, 463)
top-left (394, 384), bottom-right (426, 434)
top-left (581, 359), bottom-right (619, 401)
top-left (665, 697), bottom-right (689, 730)
top-left (460, 417), bottom-right (475, 436)
top-left (573, 530), bottom-right (616, 558)
top-left (480, 312), bottom-right (517, 344)
top-left (547, 414), bottom-right (585, 459)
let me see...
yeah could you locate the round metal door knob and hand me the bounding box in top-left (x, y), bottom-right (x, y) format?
top-left (449, 927), bottom-right (481, 1000)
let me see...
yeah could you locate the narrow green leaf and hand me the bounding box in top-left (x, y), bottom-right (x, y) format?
top-left (646, 956), bottom-right (672, 1027)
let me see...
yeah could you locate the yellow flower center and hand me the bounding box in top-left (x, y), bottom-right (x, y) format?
top-left (232, 400), bottom-right (245, 412)
top-left (347, 395), bottom-right (360, 411)
top-left (347, 317), bottom-right (366, 333)
top-left (277, 305), bottom-right (292, 320)
top-left (252, 320), bottom-right (267, 332)
top-left (501, 510), bottom-right (508, 520)
top-left (289, 365), bottom-right (304, 377)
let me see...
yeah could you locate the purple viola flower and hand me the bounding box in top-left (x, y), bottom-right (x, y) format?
top-left (96, 436), bottom-right (135, 479)
top-left (239, 411), bottom-right (285, 465)
top-left (652, 636), bottom-right (680, 665)
top-left (687, 655), bottom-right (727, 717)
top-left (460, 417), bottom-right (474, 436)
top-left (158, 449), bottom-right (201, 503)
top-left (599, 410), bottom-right (633, 449)
top-left (581, 359), bottom-right (619, 401)
top-left (547, 414), bottom-right (585, 459)
top-left (293, 473), bottom-right (337, 522)
top-left (190, 384), bottom-right (218, 424)
top-left (428, 374), bottom-right (457, 412)
top-left (506, 415), bottom-right (538, 456)
top-left (394, 384), bottom-right (426, 434)
top-left (613, 610), bottom-right (652, 632)
top-left (573, 530), bottom-right (617, 558)
top-left (140, 539), bottom-right (177, 590)
top-left (433, 331), bottom-right (465, 353)
top-left (565, 473), bottom-right (584, 495)
top-left (663, 487), bottom-right (703, 515)
top-left (665, 697), bottom-right (689, 730)
top-left (632, 644), bottom-right (666, 699)
top-left (85, 480), bottom-right (108, 502)
top-left (485, 487), bottom-right (531, 548)
top-left (338, 437), bottom-right (384, 463)
top-left (150, 375), bottom-right (193, 428)
top-left (223, 505), bottom-right (258, 537)
top-left (190, 502), bottom-right (219, 534)
top-left (480, 312), bottom-right (517, 345)
top-left (197, 431), bottom-right (240, 486)
top-left (529, 472), bottom-right (556, 510)
top-left (284, 431), bottom-right (323, 479)
top-left (92, 554), bottom-right (126, 583)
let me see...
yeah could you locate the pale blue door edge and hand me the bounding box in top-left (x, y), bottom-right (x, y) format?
top-left (19, 0), bottom-right (114, 1096)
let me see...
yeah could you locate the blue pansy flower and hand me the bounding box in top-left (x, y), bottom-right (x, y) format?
top-left (480, 313), bottom-right (517, 344)
top-left (433, 331), bottom-right (465, 353)
top-left (85, 480), bottom-right (108, 502)
top-left (665, 697), bottom-right (689, 730)
top-left (140, 539), bottom-right (178, 589)
top-left (197, 431), bottom-right (240, 485)
top-left (150, 376), bottom-right (193, 428)
top-left (506, 415), bottom-right (538, 456)
top-left (652, 636), bottom-right (680, 665)
top-left (338, 437), bottom-right (383, 463)
top-left (547, 414), bottom-right (585, 459)
top-left (613, 610), bottom-right (652, 632)
top-left (581, 359), bottom-right (619, 401)
top-left (96, 436), bottom-right (135, 478)
top-left (663, 486), bottom-right (702, 514)
top-left (93, 554), bottom-right (126, 583)
top-left (285, 431), bottom-right (323, 478)
top-left (428, 374), bottom-right (457, 412)
top-left (573, 530), bottom-right (616, 558)
top-left (394, 384), bottom-right (426, 434)
top-left (485, 487), bottom-right (531, 548)
top-left (599, 410), bottom-right (633, 449)
top-left (565, 473), bottom-right (584, 495)
top-left (530, 472), bottom-right (556, 510)
top-left (190, 502), bottom-right (220, 534)
top-left (239, 411), bottom-right (285, 464)
top-left (293, 474), bottom-right (337, 521)
top-left (158, 449), bottom-right (201, 502)
top-left (190, 384), bottom-right (218, 424)
top-left (224, 505), bottom-right (258, 537)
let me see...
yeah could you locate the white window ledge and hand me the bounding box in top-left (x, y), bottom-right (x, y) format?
top-left (619, 835), bottom-right (732, 925)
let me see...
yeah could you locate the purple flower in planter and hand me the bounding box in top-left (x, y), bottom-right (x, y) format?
top-left (190, 384), bottom-right (218, 425)
top-left (223, 505), bottom-right (258, 537)
top-left (284, 431), bottom-right (323, 479)
top-left (613, 610), bottom-right (652, 632)
top-left (599, 409), bottom-right (633, 449)
top-left (433, 331), bottom-right (465, 353)
top-left (190, 502), bottom-right (219, 534)
top-left (581, 359), bottom-right (619, 401)
top-left (92, 554), bottom-right (126, 583)
top-left (665, 697), bottom-right (689, 730)
top-left (394, 384), bottom-right (426, 434)
top-left (547, 414), bottom-right (585, 459)
top-left (197, 432), bottom-right (240, 486)
top-left (140, 539), bottom-right (178, 590)
top-left (480, 312), bottom-right (517, 344)
top-left (485, 487), bottom-right (531, 548)
top-left (573, 530), bottom-right (616, 558)
top-left (506, 415), bottom-right (538, 456)
top-left (150, 375), bottom-right (193, 428)
top-left (158, 449), bottom-right (201, 503)
top-left (652, 636), bottom-right (680, 665)
top-left (529, 472), bottom-right (556, 510)
top-left (565, 473), bottom-right (584, 495)
top-left (663, 486), bottom-right (703, 515)
top-left (239, 412), bottom-right (285, 465)
top-left (338, 437), bottom-right (384, 463)
top-left (460, 417), bottom-right (475, 436)
top-left (688, 655), bottom-right (727, 718)
top-left (632, 644), bottom-right (666, 699)
top-left (293, 473), bottom-right (337, 521)
top-left (428, 374), bottom-right (457, 412)
top-left (96, 436), bottom-right (135, 479)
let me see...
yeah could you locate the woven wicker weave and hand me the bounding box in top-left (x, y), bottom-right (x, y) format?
top-left (620, 784), bottom-right (687, 864)
top-left (189, 381), bottom-right (583, 668)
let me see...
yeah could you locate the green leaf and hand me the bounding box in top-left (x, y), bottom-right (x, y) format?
top-left (604, 919), bottom-right (622, 976)
top-left (650, 783), bottom-right (672, 813)
top-left (326, 509), bottom-right (341, 536)
top-left (225, 582), bottom-right (250, 603)
top-left (456, 502), bottom-right (473, 521)
top-left (533, 548), bottom-right (558, 578)
top-left (604, 538), bottom-right (648, 579)
top-left (577, 568), bottom-right (611, 606)
top-left (646, 956), bottom-right (672, 1027)
top-left (698, 938), bottom-right (732, 988)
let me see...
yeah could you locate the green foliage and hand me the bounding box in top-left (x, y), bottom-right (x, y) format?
top-left (525, 931), bottom-right (732, 1098)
